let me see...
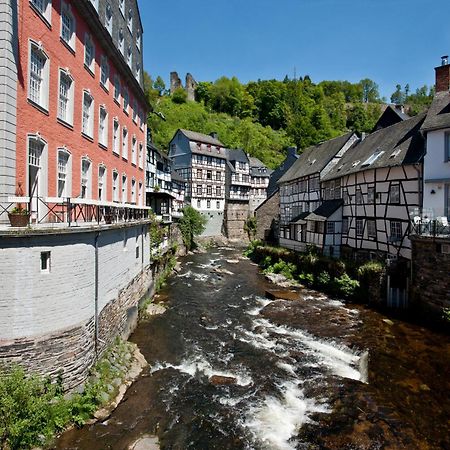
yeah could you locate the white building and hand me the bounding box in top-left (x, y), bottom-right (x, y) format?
top-left (249, 157), bottom-right (272, 212)
top-left (169, 130), bottom-right (227, 236)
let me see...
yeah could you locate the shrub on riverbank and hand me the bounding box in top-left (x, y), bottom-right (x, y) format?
top-left (244, 241), bottom-right (385, 301)
top-left (0, 339), bottom-right (137, 449)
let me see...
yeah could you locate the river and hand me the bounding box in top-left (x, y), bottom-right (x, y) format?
top-left (55, 248), bottom-right (450, 450)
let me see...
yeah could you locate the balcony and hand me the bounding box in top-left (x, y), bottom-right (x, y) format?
top-left (1, 196), bottom-right (151, 230)
top-left (409, 208), bottom-right (450, 237)
top-left (228, 192), bottom-right (250, 201)
top-left (231, 175), bottom-right (251, 186)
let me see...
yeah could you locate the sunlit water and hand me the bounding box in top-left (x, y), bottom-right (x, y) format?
top-left (55, 248), bottom-right (450, 450)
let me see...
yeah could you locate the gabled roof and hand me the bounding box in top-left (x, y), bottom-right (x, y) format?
top-left (178, 129), bottom-right (225, 147)
top-left (267, 148), bottom-right (299, 196)
top-left (227, 148), bottom-right (248, 163)
top-left (249, 157), bottom-right (265, 167)
top-left (421, 91), bottom-right (450, 132)
top-left (305, 199), bottom-right (343, 222)
top-left (278, 132), bottom-right (355, 184)
top-left (323, 113), bottom-right (426, 181)
top-left (290, 212), bottom-right (309, 224)
top-left (373, 105), bottom-right (410, 132)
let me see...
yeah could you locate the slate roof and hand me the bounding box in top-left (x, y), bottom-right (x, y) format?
top-left (290, 212), bottom-right (309, 224)
top-left (148, 141), bottom-right (170, 161)
top-left (323, 113), bottom-right (426, 181)
top-left (267, 148), bottom-right (299, 196)
top-left (249, 157), bottom-right (265, 167)
top-left (171, 170), bottom-right (186, 183)
top-left (373, 105), bottom-right (410, 132)
top-left (278, 132), bottom-right (355, 184)
top-left (304, 200), bottom-right (343, 222)
top-left (179, 129), bottom-right (225, 147)
top-left (227, 148), bottom-right (249, 163)
top-left (421, 91), bottom-right (450, 132)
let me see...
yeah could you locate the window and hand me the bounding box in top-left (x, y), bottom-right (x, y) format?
top-left (138, 143), bottom-right (144, 169)
top-left (98, 166), bottom-right (106, 200)
top-left (90, 0), bottom-right (98, 11)
top-left (82, 91), bottom-right (94, 138)
top-left (446, 184), bottom-right (450, 219)
top-left (29, 42), bottom-right (49, 109)
top-left (367, 219), bottom-right (376, 238)
top-left (98, 106), bottom-right (108, 147)
top-left (326, 221), bottom-right (335, 234)
top-left (216, 171), bottom-right (221, 181)
top-left (207, 200), bottom-right (211, 209)
top-left (40, 251), bottom-right (51, 272)
top-left (197, 169), bottom-right (202, 179)
top-left (131, 136), bottom-right (137, 165)
top-left (342, 217), bottom-right (348, 234)
top-left (356, 218), bottom-right (364, 236)
top-left (118, 28), bottom-right (125, 55)
top-left (207, 170), bottom-right (212, 180)
top-left (127, 8), bottom-right (133, 31)
top-left (57, 69), bottom-right (74, 124)
top-left (60, 2), bottom-right (75, 49)
top-left (105, 3), bottom-right (112, 34)
top-left (390, 221), bottom-right (402, 241)
top-left (136, 29), bottom-right (141, 51)
top-left (445, 132), bottom-right (450, 162)
top-left (131, 179), bottom-right (136, 203)
top-left (122, 127), bottom-right (128, 159)
top-left (361, 150), bottom-right (384, 167)
top-left (390, 184), bottom-right (400, 204)
top-left (112, 170), bottom-right (119, 201)
top-left (30, 0), bottom-right (51, 23)
top-left (216, 201), bottom-right (220, 209)
top-left (132, 98), bottom-right (138, 122)
top-left (100, 56), bottom-right (109, 88)
top-left (114, 75), bottom-right (120, 102)
top-left (81, 158), bottom-right (91, 199)
top-left (123, 87), bottom-right (129, 113)
top-left (122, 174), bottom-right (127, 203)
top-left (356, 190), bottom-right (363, 204)
top-left (135, 62), bottom-right (141, 80)
top-left (127, 46), bottom-right (132, 68)
top-left (197, 199), bottom-right (201, 208)
top-left (216, 186), bottom-right (221, 197)
top-left (113, 119), bottom-right (120, 155)
top-left (57, 150), bottom-right (70, 197)
top-left (197, 185), bottom-right (202, 196)
top-left (119, 0), bottom-right (125, 16)
top-left (367, 186), bottom-right (375, 203)
top-left (207, 185), bottom-right (212, 196)
top-left (138, 182), bottom-right (143, 206)
top-left (84, 34), bottom-right (95, 73)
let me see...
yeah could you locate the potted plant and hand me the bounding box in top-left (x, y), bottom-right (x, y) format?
top-left (8, 205), bottom-right (30, 227)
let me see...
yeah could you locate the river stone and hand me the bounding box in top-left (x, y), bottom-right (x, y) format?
top-left (265, 289), bottom-right (300, 301)
top-left (226, 259), bottom-right (240, 264)
top-left (129, 435), bottom-right (160, 450)
top-left (146, 304), bottom-right (167, 316)
top-left (209, 375), bottom-right (237, 385)
top-left (382, 318), bottom-right (394, 326)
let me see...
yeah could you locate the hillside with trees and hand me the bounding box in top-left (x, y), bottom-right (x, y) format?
top-left (144, 73), bottom-right (434, 169)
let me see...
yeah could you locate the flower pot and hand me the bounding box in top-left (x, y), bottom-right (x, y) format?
top-left (8, 212), bottom-right (30, 227)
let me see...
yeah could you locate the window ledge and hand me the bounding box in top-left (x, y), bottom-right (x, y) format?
top-left (81, 132), bottom-right (94, 142)
top-left (123, 109), bottom-right (129, 116)
top-left (99, 142), bottom-right (108, 151)
top-left (29, 3), bottom-right (52, 29)
top-left (112, 151), bottom-right (120, 157)
top-left (114, 98), bottom-right (121, 107)
top-left (100, 82), bottom-right (109, 94)
top-left (84, 63), bottom-right (95, 78)
top-left (60, 37), bottom-right (75, 55)
top-left (27, 99), bottom-right (49, 115)
top-left (57, 117), bottom-right (74, 130)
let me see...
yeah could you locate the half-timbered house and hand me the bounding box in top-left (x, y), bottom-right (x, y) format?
top-left (278, 132), bottom-right (358, 255)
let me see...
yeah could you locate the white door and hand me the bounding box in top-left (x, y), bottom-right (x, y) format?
top-left (28, 140), bottom-right (43, 222)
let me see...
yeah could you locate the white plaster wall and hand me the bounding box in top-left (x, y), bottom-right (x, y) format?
top-left (425, 130), bottom-right (450, 180)
top-left (0, 224), bottom-right (150, 340)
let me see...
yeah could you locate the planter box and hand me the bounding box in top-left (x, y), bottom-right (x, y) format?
top-left (8, 212), bottom-right (30, 227)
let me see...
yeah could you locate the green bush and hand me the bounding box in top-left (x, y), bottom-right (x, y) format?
top-left (298, 272), bottom-right (314, 287)
top-left (333, 273), bottom-right (360, 299)
top-left (315, 271), bottom-right (331, 289)
top-left (266, 259), bottom-right (296, 279)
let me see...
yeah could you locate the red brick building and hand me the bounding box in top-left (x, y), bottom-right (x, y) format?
top-left (3, 0), bottom-right (148, 223)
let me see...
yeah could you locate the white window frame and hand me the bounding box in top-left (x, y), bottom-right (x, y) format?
top-left (57, 148), bottom-right (71, 198)
top-left (119, 0), bottom-right (125, 16)
top-left (80, 157), bottom-right (92, 199)
top-left (98, 165), bottom-right (106, 201)
top-left (28, 40), bottom-right (50, 111)
top-left (131, 178), bottom-right (136, 203)
top-left (122, 127), bottom-right (128, 159)
top-left (390, 184), bottom-right (400, 204)
top-left (123, 87), bottom-right (129, 113)
top-left (136, 29), bottom-right (141, 51)
top-left (30, 0), bottom-right (52, 25)
top-left (114, 75), bottom-right (121, 103)
top-left (138, 142), bottom-right (144, 169)
top-left (113, 118), bottom-right (120, 155)
top-left (112, 170), bottom-right (119, 202)
top-left (81, 90), bottom-right (94, 138)
top-left (135, 62), bottom-right (141, 81)
top-left (127, 8), bottom-right (133, 32)
top-left (132, 98), bottom-right (138, 123)
top-left (367, 219), bottom-right (376, 238)
top-left (57, 68), bottom-right (74, 125)
top-left (100, 55), bottom-right (109, 89)
top-left (122, 174), bottom-right (128, 203)
top-left (60, 1), bottom-right (76, 50)
top-left (118, 28), bottom-right (124, 54)
top-left (356, 218), bottom-right (364, 236)
top-left (326, 221), bottom-right (335, 234)
top-left (84, 33), bottom-right (95, 74)
top-left (131, 136), bottom-right (137, 165)
top-left (342, 217), bottom-right (349, 234)
top-left (127, 45), bottom-right (132, 68)
top-left (390, 221), bottom-right (403, 241)
top-left (98, 105), bottom-right (108, 147)
top-left (105, 3), bottom-right (113, 34)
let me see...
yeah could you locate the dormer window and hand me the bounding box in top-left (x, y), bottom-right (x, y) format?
top-left (118, 29), bottom-right (124, 54)
top-left (127, 9), bottom-right (133, 32)
top-left (361, 150), bottom-right (384, 167)
top-left (119, 0), bottom-right (125, 17)
top-left (136, 29), bottom-right (141, 51)
top-left (105, 3), bottom-right (112, 34)
top-left (127, 46), bottom-right (132, 68)
top-left (30, 0), bottom-right (52, 24)
top-left (352, 160), bottom-right (360, 168)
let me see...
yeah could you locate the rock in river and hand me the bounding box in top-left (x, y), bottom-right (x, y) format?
top-left (265, 289), bottom-right (300, 301)
top-left (209, 375), bottom-right (237, 385)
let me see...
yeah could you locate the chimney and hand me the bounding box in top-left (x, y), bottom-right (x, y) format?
top-left (210, 132), bottom-right (219, 140)
top-left (287, 146), bottom-right (297, 157)
top-left (435, 55), bottom-right (450, 92)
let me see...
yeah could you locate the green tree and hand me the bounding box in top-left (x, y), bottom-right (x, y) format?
top-left (390, 84), bottom-right (405, 105)
top-left (172, 87), bottom-right (187, 104)
top-left (244, 216), bottom-right (257, 240)
top-left (360, 78), bottom-right (380, 103)
top-left (178, 206), bottom-right (207, 250)
top-left (153, 76), bottom-right (166, 96)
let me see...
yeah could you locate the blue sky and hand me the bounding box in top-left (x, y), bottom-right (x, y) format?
top-left (138, 0), bottom-right (450, 99)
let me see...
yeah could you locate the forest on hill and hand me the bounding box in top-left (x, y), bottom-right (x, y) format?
top-left (144, 73), bottom-right (434, 169)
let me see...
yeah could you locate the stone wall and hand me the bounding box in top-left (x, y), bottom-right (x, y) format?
top-left (0, 222), bottom-right (154, 390)
top-left (410, 236), bottom-right (450, 319)
top-left (224, 201), bottom-right (249, 240)
top-left (255, 191), bottom-right (279, 243)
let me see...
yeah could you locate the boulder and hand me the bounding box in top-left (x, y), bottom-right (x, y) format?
top-left (265, 289), bottom-right (300, 301)
top-left (129, 435), bottom-right (160, 450)
top-left (209, 375), bottom-right (237, 385)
